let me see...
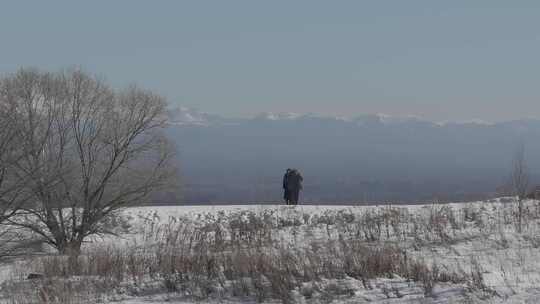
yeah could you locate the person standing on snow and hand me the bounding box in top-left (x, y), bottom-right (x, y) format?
top-left (283, 168), bottom-right (292, 204)
top-left (286, 169), bottom-right (303, 205)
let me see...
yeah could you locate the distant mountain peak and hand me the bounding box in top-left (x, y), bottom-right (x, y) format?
top-left (436, 119), bottom-right (494, 126)
top-left (254, 112), bottom-right (304, 121)
top-left (376, 113), bottom-right (423, 124)
top-left (351, 113), bottom-right (429, 126)
top-left (167, 107), bottom-right (221, 126)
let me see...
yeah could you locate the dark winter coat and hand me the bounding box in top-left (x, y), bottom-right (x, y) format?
top-left (286, 170), bottom-right (303, 191)
top-left (283, 171), bottom-right (290, 201)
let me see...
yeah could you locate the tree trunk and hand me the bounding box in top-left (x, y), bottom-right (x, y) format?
top-left (56, 240), bottom-right (83, 274)
top-left (58, 240), bottom-right (82, 256)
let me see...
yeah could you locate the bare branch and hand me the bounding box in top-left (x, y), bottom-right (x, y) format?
top-left (0, 68), bottom-right (178, 254)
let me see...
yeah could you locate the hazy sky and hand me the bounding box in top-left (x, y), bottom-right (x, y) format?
top-left (1, 1), bottom-right (540, 122)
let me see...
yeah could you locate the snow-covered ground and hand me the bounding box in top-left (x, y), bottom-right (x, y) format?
top-left (3, 198), bottom-right (540, 303)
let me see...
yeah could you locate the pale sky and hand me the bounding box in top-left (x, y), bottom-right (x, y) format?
top-left (1, 1), bottom-right (540, 122)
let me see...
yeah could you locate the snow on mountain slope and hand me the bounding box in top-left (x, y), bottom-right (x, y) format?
top-left (166, 106), bottom-right (225, 126)
top-left (254, 112), bottom-right (304, 121)
top-left (167, 106), bottom-right (503, 127)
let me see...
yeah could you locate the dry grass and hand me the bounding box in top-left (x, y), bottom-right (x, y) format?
top-left (6, 199), bottom-right (537, 303)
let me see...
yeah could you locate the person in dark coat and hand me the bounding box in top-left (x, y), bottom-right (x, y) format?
top-left (283, 168), bottom-right (292, 204)
top-left (286, 169), bottom-right (303, 205)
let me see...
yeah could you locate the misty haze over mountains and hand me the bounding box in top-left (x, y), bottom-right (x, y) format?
top-left (166, 107), bottom-right (540, 204)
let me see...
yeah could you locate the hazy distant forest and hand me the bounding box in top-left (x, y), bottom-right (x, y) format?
top-left (168, 110), bottom-right (540, 204)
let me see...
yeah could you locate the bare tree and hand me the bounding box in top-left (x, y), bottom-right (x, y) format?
top-left (0, 71), bottom-right (51, 256)
top-left (0, 106), bottom-right (22, 224)
top-left (1, 68), bottom-right (177, 254)
top-left (511, 142), bottom-right (529, 233)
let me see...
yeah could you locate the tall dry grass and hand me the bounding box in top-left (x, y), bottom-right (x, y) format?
top-left (7, 200), bottom-right (535, 303)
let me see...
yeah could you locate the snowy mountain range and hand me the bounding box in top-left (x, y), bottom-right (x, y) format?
top-left (167, 107), bottom-right (457, 126)
top-left (165, 107), bottom-right (540, 204)
top-left (166, 107), bottom-right (509, 127)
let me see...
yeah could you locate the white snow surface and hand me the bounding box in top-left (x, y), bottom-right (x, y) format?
top-left (4, 199), bottom-right (540, 303)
